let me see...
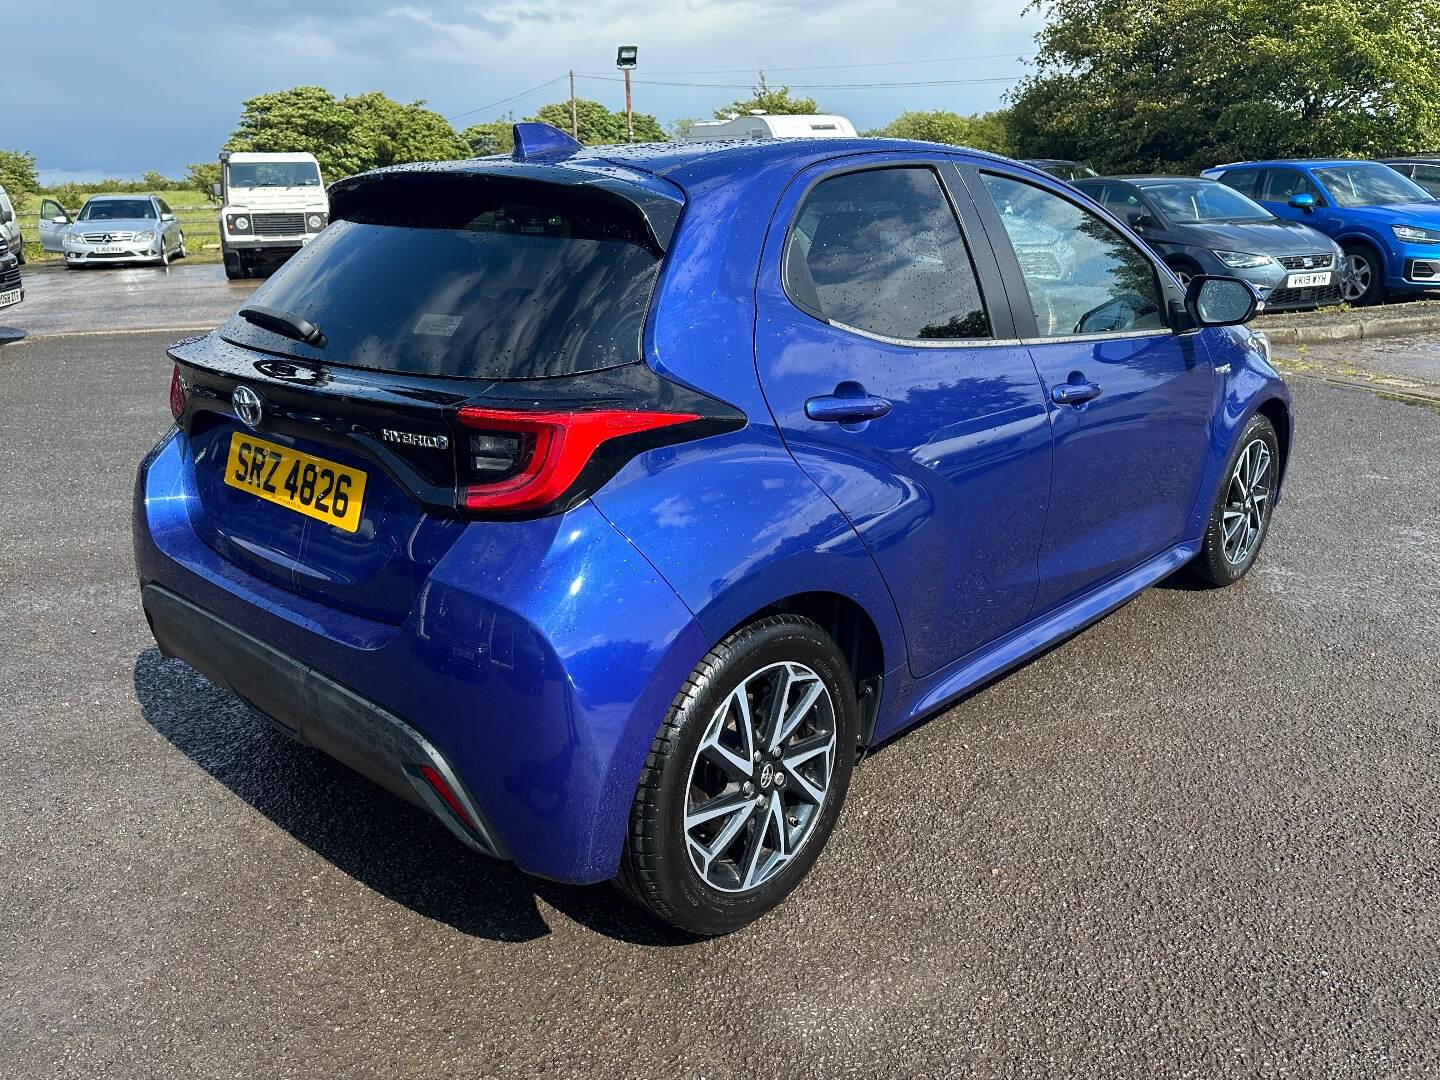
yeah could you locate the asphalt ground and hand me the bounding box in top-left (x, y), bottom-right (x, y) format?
top-left (2, 263), bottom-right (259, 339)
top-left (2, 328), bottom-right (1438, 1079)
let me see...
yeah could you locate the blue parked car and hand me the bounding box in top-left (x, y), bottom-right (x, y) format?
top-left (1202, 159), bottom-right (1440, 305)
top-left (136, 124), bottom-right (1292, 934)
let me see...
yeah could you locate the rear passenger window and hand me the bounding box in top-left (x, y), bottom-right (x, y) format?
top-left (1219, 169), bottom-right (1262, 197)
top-left (783, 167), bottom-right (990, 341)
top-left (981, 173), bottom-right (1166, 339)
top-left (1262, 169), bottom-right (1323, 203)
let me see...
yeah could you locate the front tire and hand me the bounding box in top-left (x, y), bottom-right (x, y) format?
top-left (617, 615), bottom-right (858, 935)
top-left (1341, 243), bottom-right (1384, 306)
top-left (1191, 414), bottom-right (1280, 587)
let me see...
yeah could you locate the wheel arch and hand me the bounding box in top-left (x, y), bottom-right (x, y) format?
top-left (716, 590), bottom-right (887, 750)
top-left (1254, 394), bottom-right (1293, 494)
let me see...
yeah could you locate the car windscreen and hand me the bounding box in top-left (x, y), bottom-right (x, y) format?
top-left (221, 183), bottom-right (663, 380)
top-left (228, 162), bottom-right (322, 188)
top-left (1313, 164), bottom-right (1432, 207)
top-left (1139, 181), bottom-right (1272, 223)
top-left (79, 199), bottom-right (155, 221)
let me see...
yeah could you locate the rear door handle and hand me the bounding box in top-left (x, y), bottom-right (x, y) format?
top-left (805, 393), bottom-right (893, 423)
top-left (1050, 380), bottom-right (1103, 406)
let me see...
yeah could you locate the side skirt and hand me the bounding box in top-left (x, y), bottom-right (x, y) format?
top-left (879, 540), bottom-right (1200, 740)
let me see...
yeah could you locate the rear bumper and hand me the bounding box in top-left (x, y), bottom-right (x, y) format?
top-left (133, 430), bottom-right (709, 884)
top-left (142, 583), bottom-right (509, 859)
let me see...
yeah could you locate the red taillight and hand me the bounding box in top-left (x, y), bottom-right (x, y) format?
top-left (418, 765), bottom-right (477, 830)
top-left (168, 364), bottom-right (186, 421)
top-left (456, 407), bottom-right (699, 513)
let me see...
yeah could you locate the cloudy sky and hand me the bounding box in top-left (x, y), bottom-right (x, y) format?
top-left (15, 0), bottom-right (1036, 182)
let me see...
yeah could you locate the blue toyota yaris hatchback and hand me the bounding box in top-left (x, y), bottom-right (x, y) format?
top-left (135, 124), bottom-right (1292, 934)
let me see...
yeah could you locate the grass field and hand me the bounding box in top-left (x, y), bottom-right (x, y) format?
top-left (19, 188), bottom-right (222, 265)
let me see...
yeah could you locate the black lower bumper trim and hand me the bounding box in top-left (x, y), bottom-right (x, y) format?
top-left (141, 584), bottom-right (509, 860)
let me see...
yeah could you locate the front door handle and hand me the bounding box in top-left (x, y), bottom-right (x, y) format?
top-left (1051, 379), bottom-right (1103, 406)
top-left (805, 393), bottom-right (893, 423)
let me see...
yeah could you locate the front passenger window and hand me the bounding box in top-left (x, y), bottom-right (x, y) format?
top-left (980, 174), bottom-right (1167, 338)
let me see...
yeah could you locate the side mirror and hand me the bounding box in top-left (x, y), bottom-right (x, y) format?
top-left (211, 182), bottom-right (222, 199)
top-left (51, 215), bottom-right (69, 224)
top-left (1125, 209), bottom-right (1153, 229)
top-left (161, 212), bottom-right (176, 222)
top-left (1288, 193), bottom-right (1317, 212)
top-left (1186, 276), bottom-right (1258, 327)
top-left (0, 209), bottom-right (11, 224)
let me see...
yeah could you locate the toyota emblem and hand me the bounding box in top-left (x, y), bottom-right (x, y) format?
top-left (233, 385), bottom-right (264, 428)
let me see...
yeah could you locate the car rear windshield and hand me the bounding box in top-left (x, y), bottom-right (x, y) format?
top-left (221, 181), bottom-right (664, 380)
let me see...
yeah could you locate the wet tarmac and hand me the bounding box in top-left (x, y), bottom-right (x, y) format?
top-left (1, 263), bottom-right (259, 339)
top-left (2, 331), bottom-right (1438, 1078)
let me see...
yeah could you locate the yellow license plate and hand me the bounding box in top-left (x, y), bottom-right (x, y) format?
top-left (223, 431), bottom-right (366, 533)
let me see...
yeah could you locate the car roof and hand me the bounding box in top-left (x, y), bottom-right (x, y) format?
top-left (1211, 159), bottom-right (1375, 170)
top-left (365, 136), bottom-right (1023, 195)
top-left (85, 192), bottom-right (157, 201)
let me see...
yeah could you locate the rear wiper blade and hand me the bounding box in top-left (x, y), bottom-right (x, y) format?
top-left (238, 305), bottom-right (327, 348)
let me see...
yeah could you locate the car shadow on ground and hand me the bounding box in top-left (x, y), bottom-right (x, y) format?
top-left (0, 327), bottom-right (27, 344)
top-left (132, 647), bottom-right (699, 948)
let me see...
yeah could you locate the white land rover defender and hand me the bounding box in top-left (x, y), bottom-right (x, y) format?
top-left (215, 151), bottom-right (329, 279)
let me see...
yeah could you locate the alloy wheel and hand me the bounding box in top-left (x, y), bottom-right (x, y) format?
top-left (1222, 438), bottom-right (1272, 565)
top-left (683, 661), bottom-right (837, 894)
top-left (1342, 254), bottom-right (1371, 302)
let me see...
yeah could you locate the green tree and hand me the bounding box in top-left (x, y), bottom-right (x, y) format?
top-left (0, 150), bottom-right (39, 199)
top-left (870, 109), bottom-right (1014, 154)
top-left (1009, 0), bottom-right (1440, 173)
top-left (186, 162), bottom-right (222, 202)
top-left (225, 86), bottom-right (470, 178)
top-left (528, 99), bottom-right (666, 145)
top-left (347, 92), bottom-right (469, 168)
top-left (225, 86), bottom-right (365, 178)
top-left (715, 73), bottom-right (821, 119)
top-left (460, 118), bottom-right (515, 156)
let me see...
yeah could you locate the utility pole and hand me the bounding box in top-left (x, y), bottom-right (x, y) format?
top-left (569, 70), bottom-right (578, 139)
top-left (616, 46), bottom-right (638, 142)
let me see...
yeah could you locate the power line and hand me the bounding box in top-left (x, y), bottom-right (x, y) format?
top-left (576, 74), bottom-right (1023, 91)
top-left (446, 75), bottom-right (567, 122)
top-left (582, 52), bottom-right (1033, 76)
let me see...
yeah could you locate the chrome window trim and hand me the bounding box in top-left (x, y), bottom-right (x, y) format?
top-left (824, 318), bottom-right (1016, 349)
top-left (1018, 327), bottom-right (1175, 346)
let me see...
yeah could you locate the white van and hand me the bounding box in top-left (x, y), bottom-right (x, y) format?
top-left (0, 184), bottom-right (24, 263)
top-left (680, 113), bottom-right (858, 142)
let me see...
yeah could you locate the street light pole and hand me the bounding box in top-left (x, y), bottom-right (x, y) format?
top-left (616, 45), bottom-right (638, 142)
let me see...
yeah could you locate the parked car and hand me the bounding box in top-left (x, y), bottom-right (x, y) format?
top-left (136, 124), bottom-right (1291, 935)
top-left (1379, 157), bottom-right (1440, 198)
top-left (38, 193), bottom-right (187, 268)
top-left (1202, 159), bottom-right (1440, 305)
top-left (1022, 159), bottom-right (1100, 181)
top-left (1071, 175), bottom-right (1347, 310)
top-left (215, 151), bottom-right (329, 279)
top-left (0, 184), bottom-right (24, 263)
top-left (0, 248), bottom-right (23, 311)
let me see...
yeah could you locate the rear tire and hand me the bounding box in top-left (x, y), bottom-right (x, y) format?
top-left (617, 615), bottom-right (858, 935)
top-left (1191, 414), bottom-right (1280, 587)
top-left (1341, 243), bottom-right (1384, 306)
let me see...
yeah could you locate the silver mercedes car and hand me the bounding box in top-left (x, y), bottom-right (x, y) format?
top-left (39, 193), bottom-right (186, 269)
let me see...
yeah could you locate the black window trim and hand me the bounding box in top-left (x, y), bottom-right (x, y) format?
top-left (963, 164), bottom-right (1183, 344)
top-left (776, 157), bottom-right (1017, 349)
